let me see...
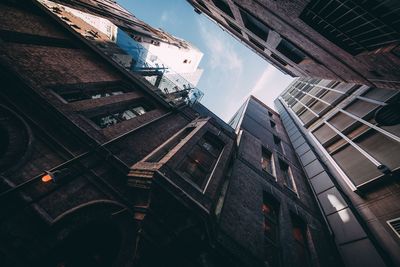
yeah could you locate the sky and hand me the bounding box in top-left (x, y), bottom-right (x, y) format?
top-left (118, 0), bottom-right (294, 122)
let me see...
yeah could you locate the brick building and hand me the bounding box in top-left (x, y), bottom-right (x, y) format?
top-left (0, 0), bottom-right (236, 266)
top-left (186, 0), bottom-right (400, 89)
top-left (224, 96), bottom-right (342, 267)
top-left (0, 1), bottom-right (341, 266)
top-left (275, 78), bottom-right (400, 267)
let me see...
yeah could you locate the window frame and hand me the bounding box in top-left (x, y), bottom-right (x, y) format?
top-left (238, 5), bottom-right (270, 41)
top-left (387, 217), bottom-right (400, 239)
top-left (279, 159), bottom-right (297, 194)
top-left (261, 147), bottom-right (276, 178)
top-left (291, 214), bottom-right (312, 267)
top-left (87, 99), bottom-right (154, 129)
top-left (262, 193), bottom-right (281, 267)
top-left (178, 131), bottom-right (225, 192)
top-left (51, 82), bottom-right (130, 103)
top-left (276, 38), bottom-right (307, 64)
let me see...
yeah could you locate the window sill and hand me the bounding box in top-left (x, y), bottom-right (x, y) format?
top-left (284, 184), bottom-right (299, 198)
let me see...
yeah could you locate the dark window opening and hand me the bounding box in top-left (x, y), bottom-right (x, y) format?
top-left (268, 111), bottom-right (273, 117)
top-left (271, 53), bottom-right (288, 66)
top-left (300, 0), bottom-right (400, 55)
top-left (249, 37), bottom-right (265, 51)
top-left (226, 19), bottom-right (242, 35)
top-left (212, 0), bottom-right (234, 18)
top-left (291, 215), bottom-right (311, 267)
top-left (263, 193), bottom-right (281, 267)
top-left (179, 132), bottom-right (224, 189)
top-left (0, 126), bottom-right (9, 158)
top-left (90, 101), bottom-right (153, 128)
top-left (273, 135), bottom-right (283, 153)
top-left (276, 39), bottom-right (306, 64)
top-left (196, 0), bottom-right (211, 12)
top-left (147, 127), bottom-right (195, 162)
top-left (239, 7), bottom-right (270, 40)
top-left (270, 121), bottom-right (276, 129)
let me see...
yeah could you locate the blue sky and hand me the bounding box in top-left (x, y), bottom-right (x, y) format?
top-left (118, 0), bottom-right (294, 121)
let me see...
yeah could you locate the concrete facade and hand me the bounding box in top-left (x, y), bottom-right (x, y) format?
top-left (187, 0), bottom-right (400, 89)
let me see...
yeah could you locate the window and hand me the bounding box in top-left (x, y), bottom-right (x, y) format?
top-left (249, 37), bottom-right (265, 51)
top-left (226, 19), bottom-right (242, 35)
top-left (90, 102), bottom-right (153, 128)
top-left (387, 218), bottom-right (400, 238)
top-left (268, 111), bottom-right (273, 117)
top-left (330, 129), bottom-right (400, 186)
top-left (212, 0), bottom-right (234, 18)
top-left (261, 148), bottom-right (275, 177)
top-left (276, 39), bottom-right (306, 64)
top-left (300, 0), bottom-right (400, 55)
top-left (291, 215), bottom-right (311, 267)
top-left (56, 88), bottom-right (126, 103)
top-left (270, 121), bottom-right (276, 129)
top-left (0, 126), bottom-right (8, 158)
top-left (279, 160), bottom-right (296, 192)
top-left (196, 0), bottom-right (211, 12)
top-left (312, 107), bottom-right (400, 187)
top-left (179, 132), bottom-right (224, 189)
top-left (146, 127), bottom-right (195, 162)
top-left (239, 7), bottom-right (270, 40)
top-left (273, 135), bottom-right (283, 154)
top-left (271, 53), bottom-right (288, 66)
top-left (263, 193), bottom-right (281, 267)
top-left (53, 83), bottom-right (130, 103)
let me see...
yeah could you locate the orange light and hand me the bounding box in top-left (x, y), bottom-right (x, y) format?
top-left (41, 174), bottom-right (53, 183)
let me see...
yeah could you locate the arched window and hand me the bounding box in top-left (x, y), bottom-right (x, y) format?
top-left (44, 221), bottom-right (122, 267)
top-left (0, 106), bottom-right (30, 172)
top-left (262, 193), bottom-right (281, 267)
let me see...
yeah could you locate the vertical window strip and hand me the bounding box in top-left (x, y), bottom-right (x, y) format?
top-left (262, 148), bottom-right (276, 177)
top-left (280, 160), bottom-right (297, 193)
top-left (263, 194), bottom-right (281, 267)
top-left (291, 215), bottom-right (312, 267)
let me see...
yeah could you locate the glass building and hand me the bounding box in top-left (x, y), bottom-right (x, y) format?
top-left (275, 78), bottom-right (400, 267)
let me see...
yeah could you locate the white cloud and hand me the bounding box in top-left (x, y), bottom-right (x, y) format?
top-left (160, 11), bottom-right (169, 22)
top-left (197, 19), bottom-right (243, 72)
top-left (249, 65), bottom-right (294, 110)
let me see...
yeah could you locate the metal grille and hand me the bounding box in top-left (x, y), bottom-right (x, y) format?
top-left (300, 0), bottom-right (400, 55)
top-left (387, 218), bottom-right (400, 238)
